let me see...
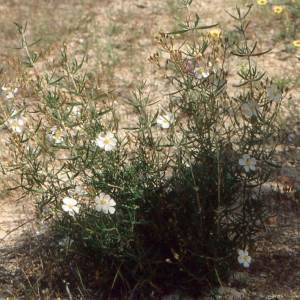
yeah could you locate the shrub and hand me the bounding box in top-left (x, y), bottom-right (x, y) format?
top-left (0, 1), bottom-right (287, 298)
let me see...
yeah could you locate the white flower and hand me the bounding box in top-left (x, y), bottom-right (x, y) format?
top-left (157, 113), bottom-right (173, 129)
top-left (211, 78), bottom-right (227, 92)
top-left (68, 186), bottom-right (86, 198)
top-left (36, 220), bottom-right (45, 236)
top-left (62, 197), bottom-right (79, 216)
top-left (59, 236), bottom-right (74, 252)
top-left (239, 154), bottom-right (256, 172)
top-left (238, 249), bottom-right (251, 267)
top-left (7, 117), bottom-right (25, 134)
top-left (95, 132), bottom-right (117, 151)
top-left (95, 192), bottom-right (116, 214)
top-left (267, 86), bottom-right (282, 103)
top-left (73, 125), bottom-right (86, 136)
top-left (48, 126), bottom-right (65, 144)
top-left (2, 84), bottom-right (18, 99)
top-left (68, 106), bottom-right (81, 120)
top-left (241, 100), bottom-right (259, 117)
top-left (194, 63), bottom-right (210, 79)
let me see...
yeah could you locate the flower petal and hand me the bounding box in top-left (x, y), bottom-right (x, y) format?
top-left (238, 159), bottom-right (246, 166)
top-left (72, 206), bottom-right (79, 214)
top-left (243, 260), bottom-right (250, 268)
top-left (102, 204), bottom-right (109, 214)
top-left (95, 204), bottom-right (102, 212)
top-left (62, 204), bottom-right (69, 212)
top-left (109, 199), bottom-right (116, 206)
top-left (104, 195), bottom-right (111, 202)
top-left (108, 206), bottom-right (116, 214)
top-left (242, 154), bottom-right (250, 160)
top-left (105, 144), bottom-right (114, 151)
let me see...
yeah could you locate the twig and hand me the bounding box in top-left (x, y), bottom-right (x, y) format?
top-left (63, 279), bottom-right (73, 300)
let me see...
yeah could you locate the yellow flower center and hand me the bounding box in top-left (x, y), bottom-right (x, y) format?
top-left (293, 40), bottom-right (300, 47)
top-left (7, 87), bottom-right (12, 92)
top-left (104, 138), bottom-right (110, 145)
top-left (210, 31), bottom-right (220, 38)
top-left (12, 122), bottom-right (18, 128)
top-left (100, 199), bottom-right (106, 205)
top-left (245, 160), bottom-right (251, 167)
top-left (249, 105), bottom-right (255, 110)
top-left (273, 6), bottom-right (283, 13)
top-left (68, 204), bottom-right (74, 209)
top-left (55, 131), bottom-right (61, 138)
top-left (243, 255), bottom-right (248, 261)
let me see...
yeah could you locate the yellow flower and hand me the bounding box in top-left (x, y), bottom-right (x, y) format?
top-left (257, 0), bottom-right (267, 5)
top-left (273, 6), bottom-right (283, 13)
top-left (293, 40), bottom-right (300, 47)
top-left (209, 30), bottom-right (221, 38)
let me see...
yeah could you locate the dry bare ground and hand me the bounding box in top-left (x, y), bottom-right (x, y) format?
top-left (0, 0), bottom-right (300, 299)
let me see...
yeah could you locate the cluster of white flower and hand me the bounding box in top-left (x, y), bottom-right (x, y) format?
top-left (62, 192), bottom-right (117, 216)
top-left (240, 86), bottom-right (282, 119)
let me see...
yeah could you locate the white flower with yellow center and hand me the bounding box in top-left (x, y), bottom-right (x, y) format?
top-left (157, 113), bottom-right (173, 129)
top-left (62, 197), bottom-right (79, 216)
top-left (238, 249), bottom-right (251, 267)
top-left (95, 132), bottom-right (117, 151)
top-left (95, 192), bottom-right (116, 214)
top-left (2, 84), bottom-right (18, 99)
top-left (194, 62), bottom-right (210, 79)
top-left (48, 126), bottom-right (65, 144)
top-left (68, 106), bottom-right (81, 121)
top-left (7, 117), bottom-right (25, 134)
top-left (267, 86), bottom-right (282, 103)
top-left (239, 154), bottom-right (256, 172)
top-left (73, 125), bottom-right (86, 136)
top-left (241, 100), bottom-right (259, 117)
top-left (59, 236), bottom-right (74, 252)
